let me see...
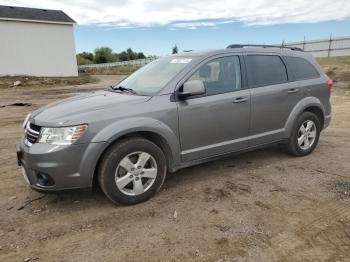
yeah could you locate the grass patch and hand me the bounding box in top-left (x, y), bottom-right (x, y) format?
top-left (0, 74), bottom-right (98, 89)
top-left (317, 56), bottom-right (350, 84)
top-left (83, 64), bottom-right (140, 75)
top-left (317, 56), bottom-right (350, 67)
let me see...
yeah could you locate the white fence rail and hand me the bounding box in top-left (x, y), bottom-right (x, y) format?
top-left (79, 57), bottom-right (156, 70)
top-left (284, 36), bottom-right (350, 57)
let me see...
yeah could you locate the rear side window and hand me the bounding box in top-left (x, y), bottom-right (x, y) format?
top-left (284, 56), bottom-right (320, 80)
top-left (245, 55), bottom-right (288, 87)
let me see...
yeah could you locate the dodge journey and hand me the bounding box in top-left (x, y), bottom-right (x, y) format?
top-left (17, 45), bottom-right (332, 205)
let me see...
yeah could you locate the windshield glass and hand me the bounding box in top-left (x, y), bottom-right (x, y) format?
top-left (113, 57), bottom-right (192, 95)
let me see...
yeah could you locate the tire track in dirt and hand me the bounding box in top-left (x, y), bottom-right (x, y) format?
top-left (266, 200), bottom-right (350, 261)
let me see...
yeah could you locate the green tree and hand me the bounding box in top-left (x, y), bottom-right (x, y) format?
top-left (137, 52), bottom-right (146, 59)
top-left (79, 52), bottom-right (94, 62)
top-left (76, 54), bottom-right (93, 65)
top-left (118, 51), bottom-right (129, 61)
top-left (172, 45), bottom-right (178, 54)
top-left (78, 47), bottom-right (148, 64)
top-left (113, 53), bottom-right (120, 62)
top-left (94, 47), bottom-right (117, 64)
top-left (126, 48), bottom-right (136, 60)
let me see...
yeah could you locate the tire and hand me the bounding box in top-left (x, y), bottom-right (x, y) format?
top-left (98, 137), bottom-right (167, 205)
top-left (286, 111), bottom-right (321, 156)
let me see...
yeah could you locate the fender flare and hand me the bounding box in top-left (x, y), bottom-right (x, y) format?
top-left (90, 116), bottom-right (181, 174)
top-left (284, 96), bottom-right (325, 138)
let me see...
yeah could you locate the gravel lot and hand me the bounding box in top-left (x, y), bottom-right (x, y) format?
top-left (0, 75), bottom-right (349, 262)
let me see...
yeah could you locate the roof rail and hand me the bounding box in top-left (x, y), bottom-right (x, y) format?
top-left (226, 44), bottom-right (303, 52)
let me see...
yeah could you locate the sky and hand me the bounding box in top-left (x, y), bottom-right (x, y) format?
top-left (1, 0), bottom-right (350, 56)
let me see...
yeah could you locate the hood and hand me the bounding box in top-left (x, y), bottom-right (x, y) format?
top-left (31, 90), bottom-right (150, 126)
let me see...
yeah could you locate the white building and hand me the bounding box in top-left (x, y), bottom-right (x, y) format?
top-left (0, 5), bottom-right (78, 77)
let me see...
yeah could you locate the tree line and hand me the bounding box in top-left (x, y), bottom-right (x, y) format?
top-left (77, 47), bottom-right (147, 65)
top-left (77, 45), bottom-right (180, 65)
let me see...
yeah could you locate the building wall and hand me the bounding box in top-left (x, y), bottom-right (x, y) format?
top-left (0, 20), bottom-right (78, 76)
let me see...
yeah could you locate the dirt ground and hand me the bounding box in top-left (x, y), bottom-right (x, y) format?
top-left (0, 75), bottom-right (349, 262)
top-left (0, 74), bottom-right (98, 89)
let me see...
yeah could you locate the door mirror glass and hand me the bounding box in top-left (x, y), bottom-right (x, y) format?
top-left (179, 80), bottom-right (206, 99)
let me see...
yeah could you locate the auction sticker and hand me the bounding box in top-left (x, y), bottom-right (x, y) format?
top-left (170, 58), bottom-right (192, 64)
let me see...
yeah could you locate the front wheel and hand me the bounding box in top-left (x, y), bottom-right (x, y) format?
top-left (286, 111), bottom-right (321, 156)
top-left (98, 138), bottom-right (167, 205)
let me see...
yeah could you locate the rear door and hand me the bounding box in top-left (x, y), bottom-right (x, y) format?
top-left (177, 55), bottom-right (251, 162)
top-left (245, 54), bottom-right (304, 145)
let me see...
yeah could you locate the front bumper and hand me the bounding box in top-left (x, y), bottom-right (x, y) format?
top-left (16, 140), bottom-right (107, 192)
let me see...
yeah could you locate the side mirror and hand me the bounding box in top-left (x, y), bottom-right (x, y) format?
top-left (178, 80), bottom-right (205, 99)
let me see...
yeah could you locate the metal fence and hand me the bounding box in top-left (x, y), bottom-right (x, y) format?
top-left (284, 36), bottom-right (350, 57)
top-left (79, 57), bottom-right (156, 70)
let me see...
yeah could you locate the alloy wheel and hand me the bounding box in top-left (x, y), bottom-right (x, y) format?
top-left (297, 120), bottom-right (317, 150)
top-left (115, 151), bottom-right (158, 196)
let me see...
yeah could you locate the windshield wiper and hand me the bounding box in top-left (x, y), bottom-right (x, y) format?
top-left (110, 85), bottom-right (137, 94)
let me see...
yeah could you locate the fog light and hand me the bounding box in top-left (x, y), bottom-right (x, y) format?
top-left (36, 172), bottom-right (55, 187)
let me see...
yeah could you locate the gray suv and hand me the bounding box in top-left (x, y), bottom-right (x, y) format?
top-left (17, 45), bottom-right (332, 205)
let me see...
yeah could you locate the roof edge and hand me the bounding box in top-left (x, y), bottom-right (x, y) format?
top-left (0, 17), bottom-right (75, 25)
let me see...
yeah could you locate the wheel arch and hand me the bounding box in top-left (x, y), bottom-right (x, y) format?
top-left (90, 118), bottom-right (181, 188)
top-left (303, 106), bottom-right (324, 129)
top-left (284, 97), bottom-right (325, 138)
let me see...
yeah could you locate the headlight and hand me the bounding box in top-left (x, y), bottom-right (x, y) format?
top-left (38, 125), bottom-right (88, 145)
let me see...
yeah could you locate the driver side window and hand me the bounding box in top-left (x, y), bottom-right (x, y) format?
top-left (188, 56), bottom-right (241, 96)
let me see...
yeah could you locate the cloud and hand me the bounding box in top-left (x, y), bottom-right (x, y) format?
top-left (1, 0), bottom-right (350, 29)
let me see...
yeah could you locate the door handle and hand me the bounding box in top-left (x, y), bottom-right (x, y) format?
top-left (233, 97), bottom-right (248, 103)
top-left (288, 88), bottom-right (299, 94)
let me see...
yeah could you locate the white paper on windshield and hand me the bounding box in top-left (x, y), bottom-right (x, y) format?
top-left (170, 58), bottom-right (192, 64)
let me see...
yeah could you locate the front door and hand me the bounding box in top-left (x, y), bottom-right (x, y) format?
top-left (177, 55), bottom-right (251, 162)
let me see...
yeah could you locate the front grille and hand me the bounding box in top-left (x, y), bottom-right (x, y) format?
top-left (25, 122), bottom-right (41, 145)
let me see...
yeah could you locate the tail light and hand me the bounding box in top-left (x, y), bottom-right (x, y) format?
top-left (327, 79), bottom-right (333, 90)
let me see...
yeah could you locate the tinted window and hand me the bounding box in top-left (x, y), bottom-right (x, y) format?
top-left (285, 56), bottom-right (320, 80)
top-left (246, 55), bottom-right (288, 87)
top-left (188, 56), bottom-right (241, 95)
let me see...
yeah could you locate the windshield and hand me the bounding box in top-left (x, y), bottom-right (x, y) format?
top-left (113, 57), bottom-right (192, 95)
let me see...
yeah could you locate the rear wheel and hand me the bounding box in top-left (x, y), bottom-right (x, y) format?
top-left (98, 137), bottom-right (167, 205)
top-left (286, 111), bottom-right (321, 156)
